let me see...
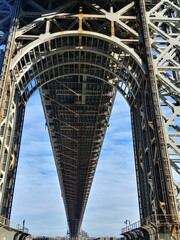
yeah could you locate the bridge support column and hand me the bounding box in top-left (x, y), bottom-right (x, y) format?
top-left (123, 225), bottom-right (180, 240)
top-left (0, 227), bottom-right (16, 239)
top-left (0, 226), bottom-right (29, 240)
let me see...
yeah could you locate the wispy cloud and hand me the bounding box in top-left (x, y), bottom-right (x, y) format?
top-left (11, 92), bottom-right (139, 237)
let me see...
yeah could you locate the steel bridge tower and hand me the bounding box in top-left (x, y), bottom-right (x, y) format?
top-left (0, 0), bottom-right (179, 239)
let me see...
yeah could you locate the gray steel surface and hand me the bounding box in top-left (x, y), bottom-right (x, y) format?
top-left (0, 0), bottom-right (179, 239)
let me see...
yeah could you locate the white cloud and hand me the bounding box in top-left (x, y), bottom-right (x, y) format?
top-left (11, 92), bottom-right (139, 238)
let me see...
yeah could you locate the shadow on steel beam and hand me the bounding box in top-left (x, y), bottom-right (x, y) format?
top-left (13, 232), bottom-right (29, 240)
top-left (122, 225), bottom-right (180, 239)
top-left (122, 225), bottom-right (157, 240)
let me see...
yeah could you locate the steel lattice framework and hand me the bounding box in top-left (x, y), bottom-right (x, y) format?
top-left (0, 0), bottom-right (179, 239)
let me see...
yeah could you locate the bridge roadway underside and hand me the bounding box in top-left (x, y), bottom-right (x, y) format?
top-left (41, 77), bottom-right (115, 237)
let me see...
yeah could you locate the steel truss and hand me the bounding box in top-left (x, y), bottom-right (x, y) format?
top-left (0, 0), bottom-right (179, 239)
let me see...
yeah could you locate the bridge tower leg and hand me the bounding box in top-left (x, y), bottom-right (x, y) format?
top-left (0, 0), bottom-right (25, 219)
top-left (123, 0), bottom-right (180, 238)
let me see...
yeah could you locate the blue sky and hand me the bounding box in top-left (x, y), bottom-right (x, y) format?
top-left (11, 91), bottom-right (139, 238)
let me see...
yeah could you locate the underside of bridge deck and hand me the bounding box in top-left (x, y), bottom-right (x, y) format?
top-left (41, 77), bottom-right (115, 237)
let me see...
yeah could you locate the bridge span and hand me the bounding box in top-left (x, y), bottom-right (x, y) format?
top-left (0, 0), bottom-right (180, 239)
